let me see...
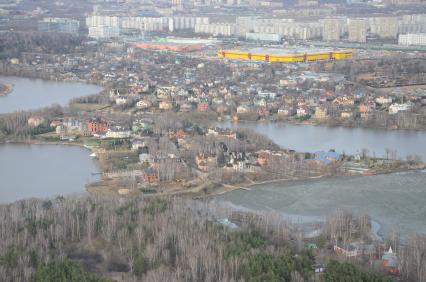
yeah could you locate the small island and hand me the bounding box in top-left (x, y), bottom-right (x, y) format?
top-left (0, 81), bottom-right (12, 96)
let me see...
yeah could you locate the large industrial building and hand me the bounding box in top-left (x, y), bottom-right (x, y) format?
top-left (217, 48), bottom-right (353, 63)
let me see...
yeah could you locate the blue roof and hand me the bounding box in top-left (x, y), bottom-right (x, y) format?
top-left (307, 151), bottom-right (342, 165)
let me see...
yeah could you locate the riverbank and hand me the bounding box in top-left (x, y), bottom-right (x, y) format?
top-left (0, 81), bottom-right (13, 96)
top-left (228, 115), bottom-right (426, 132)
top-left (0, 71), bottom-right (104, 87)
top-left (197, 161), bottom-right (426, 199)
top-left (3, 133), bottom-right (424, 201)
top-left (2, 128), bottom-right (425, 201)
top-left (204, 174), bottom-right (329, 198)
top-left (0, 75), bottom-right (104, 114)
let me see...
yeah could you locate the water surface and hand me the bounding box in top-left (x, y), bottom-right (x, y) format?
top-left (220, 121), bottom-right (426, 161)
top-left (217, 170), bottom-right (426, 237)
top-left (0, 76), bottom-right (101, 113)
top-left (0, 144), bottom-right (100, 203)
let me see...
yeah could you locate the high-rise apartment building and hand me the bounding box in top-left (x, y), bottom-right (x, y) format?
top-left (368, 17), bottom-right (398, 39)
top-left (398, 33), bottom-right (426, 46)
top-left (88, 26), bottom-right (120, 39)
top-left (168, 17), bottom-right (209, 32)
top-left (171, 0), bottom-right (183, 10)
top-left (348, 18), bottom-right (367, 43)
top-left (322, 18), bottom-right (341, 42)
top-left (194, 23), bottom-right (237, 36)
top-left (86, 15), bottom-right (120, 29)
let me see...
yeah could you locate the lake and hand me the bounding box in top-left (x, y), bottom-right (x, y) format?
top-left (0, 76), bottom-right (102, 203)
top-left (0, 144), bottom-right (100, 204)
top-left (216, 120), bottom-right (426, 237)
top-left (219, 121), bottom-right (426, 161)
top-left (216, 170), bottom-right (426, 237)
top-left (0, 76), bottom-right (102, 114)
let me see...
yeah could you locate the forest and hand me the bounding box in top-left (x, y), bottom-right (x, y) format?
top-left (1, 194), bottom-right (421, 282)
top-left (0, 32), bottom-right (87, 59)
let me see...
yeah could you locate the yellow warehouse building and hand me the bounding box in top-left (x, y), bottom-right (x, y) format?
top-left (217, 48), bottom-right (353, 63)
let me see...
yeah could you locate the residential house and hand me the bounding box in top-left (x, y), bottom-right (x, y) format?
top-left (180, 103), bottom-right (193, 112)
top-left (333, 96), bottom-right (354, 106)
top-left (297, 107), bottom-right (311, 117)
top-left (256, 150), bottom-right (271, 166)
top-left (341, 110), bottom-right (353, 118)
top-left (381, 247), bottom-right (399, 275)
top-left (228, 152), bottom-right (250, 172)
top-left (28, 116), bottom-right (46, 127)
top-left (334, 242), bottom-right (376, 258)
top-left (87, 119), bottom-right (109, 135)
top-left (307, 151), bottom-right (342, 166)
top-left (143, 167), bottom-right (159, 183)
top-left (237, 105), bottom-right (250, 114)
top-left (197, 102), bottom-right (209, 111)
top-left (49, 120), bottom-right (62, 128)
top-left (258, 90), bottom-right (276, 99)
top-left (278, 106), bottom-right (296, 117)
top-left (207, 127), bottom-right (237, 139)
top-left (115, 96), bottom-right (128, 105)
top-left (195, 153), bottom-right (217, 172)
top-left (136, 99), bottom-right (152, 109)
top-left (132, 139), bottom-right (147, 151)
top-left (359, 103), bottom-right (373, 114)
top-left (376, 96), bottom-right (393, 105)
top-left (63, 117), bottom-right (85, 133)
top-left (389, 103), bottom-right (411, 114)
top-left (314, 106), bottom-right (328, 120)
top-left (139, 153), bottom-right (153, 165)
top-left (159, 100), bottom-right (173, 110)
top-left (105, 126), bottom-right (131, 138)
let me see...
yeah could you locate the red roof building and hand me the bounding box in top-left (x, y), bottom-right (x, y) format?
top-left (87, 119), bottom-right (109, 134)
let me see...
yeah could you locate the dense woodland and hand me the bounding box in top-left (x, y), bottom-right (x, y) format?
top-left (0, 32), bottom-right (88, 59)
top-left (0, 195), bottom-right (424, 282)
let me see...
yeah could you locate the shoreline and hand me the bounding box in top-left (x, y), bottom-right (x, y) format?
top-left (0, 73), bottom-right (105, 92)
top-left (3, 139), bottom-right (425, 199)
top-left (1, 140), bottom-right (425, 240)
top-left (201, 163), bottom-right (426, 199)
top-left (222, 115), bottom-right (426, 133)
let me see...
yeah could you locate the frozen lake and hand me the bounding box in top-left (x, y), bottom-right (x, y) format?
top-left (217, 170), bottom-right (426, 237)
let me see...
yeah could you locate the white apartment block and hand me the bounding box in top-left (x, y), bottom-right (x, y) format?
top-left (251, 20), bottom-right (321, 40)
top-left (88, 26), bottom-right (120, 39)
top-left (348, 18), bottom-right (367, 43)
top-left (398, 33), bottom-right (426, 46)
top-left (368, 17), bottom-right (399, 39)
top-left (398, 14), bottom-right (426, 34)
top-left (120, 17), bottom-right (168, 31)
top-left (86, 15), bottom-right (120, 28)
top-left (321, 18), bottom-right (344, 41)
top-left (195, 23), bottom-right (237, 36)
top-left (86, 15), bottom-right (211, 33)
top-left (168, 17), bottom-right (209, 31)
